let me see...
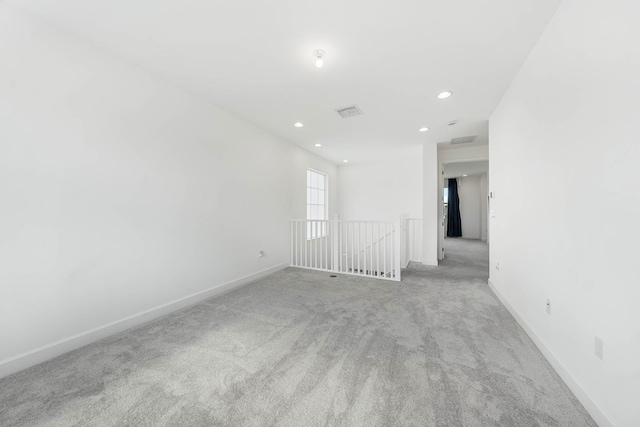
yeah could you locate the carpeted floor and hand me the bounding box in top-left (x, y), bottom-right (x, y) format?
top-left (0, 238), bottom-right (596, 426)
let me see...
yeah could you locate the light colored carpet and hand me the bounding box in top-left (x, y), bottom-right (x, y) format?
top-left (0, 238), bottom-right (596, 426)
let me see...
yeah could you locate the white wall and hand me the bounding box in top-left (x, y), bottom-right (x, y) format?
top-left (338, 146), bottom-right (422, 221)
top-left (423, 143), bottom-right (439, 265)
top-left (439, 145), bottom-right (489, 164)
top-left (0, 5), bottom-right (337, 376)
top-left (489, 0), bottom-right (640, 425)
top-left (457, 175), bottom-right (482, 239)
top-left (480, 173), bottom-right (488, 242)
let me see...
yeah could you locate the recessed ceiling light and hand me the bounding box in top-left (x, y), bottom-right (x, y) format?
top-left (419, 127), bottom-right (429, 132)
top-left (314, 144), bottom-right (322, 147)
top-left (314, 49), bottom-right (325, 68)
top-left (343, 160), bottom-right (349, 163)
top-left (294, 122), bottom-right (304, 127)
top-left (437, 91), bottom-right (452, 99)
top-left (463, 174), bottom-right (468, 177)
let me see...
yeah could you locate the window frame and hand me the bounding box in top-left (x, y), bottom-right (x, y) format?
top-left (306, 168), bottom-right (328, 240)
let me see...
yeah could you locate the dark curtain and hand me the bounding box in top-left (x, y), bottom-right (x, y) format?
top-left (447, 178), bottom-right (462, 237)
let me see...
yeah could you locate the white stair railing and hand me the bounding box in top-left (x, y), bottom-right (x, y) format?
top-left (343, 229), bottom-right (393, 275)
top-left (290, 219), bottom-right (401, 281)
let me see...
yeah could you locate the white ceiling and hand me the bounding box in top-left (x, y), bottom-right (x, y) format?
top-left (8, 0), bottom-right (561, 164)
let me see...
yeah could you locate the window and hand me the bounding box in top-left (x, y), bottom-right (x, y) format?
top-left (307, 169), bottom-right (327, 239)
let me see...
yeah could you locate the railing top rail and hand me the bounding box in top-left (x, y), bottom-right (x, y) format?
top-left (290, 219), bottom-right (397, 224)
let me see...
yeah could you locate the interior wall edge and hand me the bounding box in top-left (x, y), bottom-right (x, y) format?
top-left (487, 279), bottom-right (613, 427)
top-left (0, 262), bottom-right (289, 380)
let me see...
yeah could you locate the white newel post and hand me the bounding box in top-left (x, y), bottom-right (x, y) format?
top-left (332, 214), bottom-right (339, 272)
top-left (394, 218), bottom-right (402, 281)
top-left (290, 220), bottom-right (294, 266)
top-left (400, 213), bottom-right (408, 268)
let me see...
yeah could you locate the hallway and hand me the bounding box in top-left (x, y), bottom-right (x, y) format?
top-left (407, 237), bottom-right (489, 283)
top-left (443, 237), bottom-right (489, 278)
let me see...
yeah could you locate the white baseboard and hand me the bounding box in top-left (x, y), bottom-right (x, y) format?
top-left (422, 258), bottom-right (439, 266)
top-left (487, 279), bottom-right (613, 427)
top-left (0, 263), bottom-right (289, 380)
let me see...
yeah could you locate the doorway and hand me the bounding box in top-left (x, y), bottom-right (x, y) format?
top-left (438, 160), bottom-right (489, 260)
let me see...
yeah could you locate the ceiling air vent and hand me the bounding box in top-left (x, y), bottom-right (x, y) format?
top-left (336, 105), bottom-right (363, 118)
top-left (450, 135), bottom-right (477, 145)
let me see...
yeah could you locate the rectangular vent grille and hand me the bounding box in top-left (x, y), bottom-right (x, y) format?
top-left (451, 135), bottom-right (477, 144)
top-left (336, 105), bottom-right (363, 118)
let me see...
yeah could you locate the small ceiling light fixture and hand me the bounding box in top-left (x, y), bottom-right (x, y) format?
top-left (419, 127), bottom-right (429, 132)
top-left (463, 174), bottom-right (468, 177)
top-left (437, 91), bottom-right (453, 99)
top-left (343, 159), bottom-right (349, 163)
top-left (314, 143), bottom-right (322, 147)
top-left (314, 49), bottom-right (325, 68)
top-left (294, 122), bottom-right (304, 127)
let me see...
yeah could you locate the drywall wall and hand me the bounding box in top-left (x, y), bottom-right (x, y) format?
top-left (480, 173), bottom-right (488, 242)
top-left (489, 0), bottom-right (640, 425)
top-left (337, 146), bottom-right (422, 221)
top-left (439, 144), bottom-right (489, 164)
top-left (0, 5), bottom-right (337, 376)
top-left (457, 175), bottom-right (482, 240)
top-left (423, 143), bottom-right (439, 266)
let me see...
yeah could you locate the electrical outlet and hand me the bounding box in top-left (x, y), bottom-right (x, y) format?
top-left (595, 336), bottom-right (603, 360)
top-left (495, 262), bottom-right (500, 271)
top-left (546, 299), bottom-right (551, 315)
